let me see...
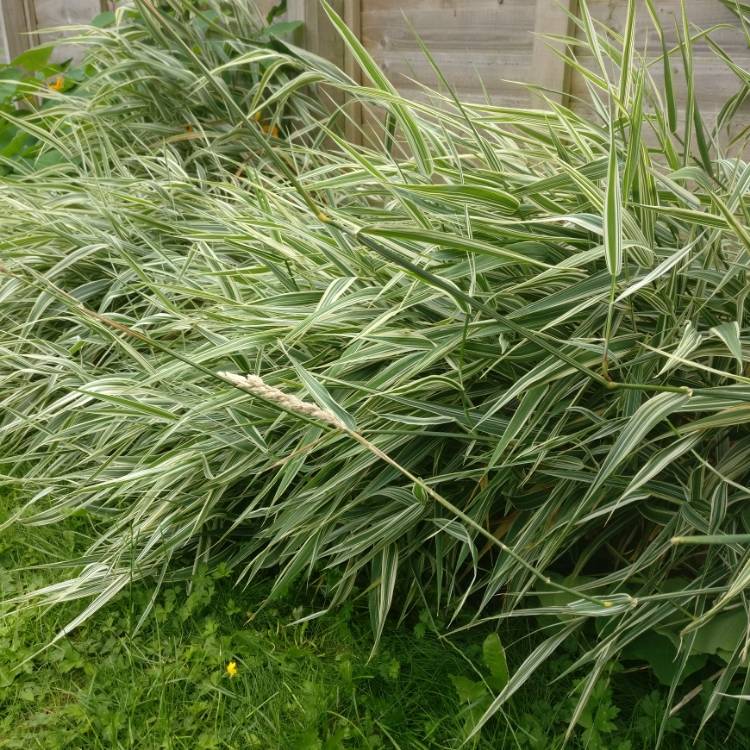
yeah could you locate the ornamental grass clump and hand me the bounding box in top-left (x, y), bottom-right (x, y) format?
top-left (1, 0), bottom-right (750, 739)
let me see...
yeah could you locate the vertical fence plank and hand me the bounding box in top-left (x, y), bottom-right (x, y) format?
top-left (0, 0), bottom-right (38, 62)
top-left (287, 0), bottom-right (345, 65)
top-left (343, 0), bottom-right (362, 143)
top-left (287, 0), bottom-right (362, 142)
top-left (531, 0), bottom-right (578, 105)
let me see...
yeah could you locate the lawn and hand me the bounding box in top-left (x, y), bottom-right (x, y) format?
top-left (1, 490), bottom-right (745, 749)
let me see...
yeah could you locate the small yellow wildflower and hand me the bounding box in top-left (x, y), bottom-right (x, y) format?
top-left (226, 659), bottom-right (238, 678)
top-left (254, 111), bottom-right (280, 138)
top-left (260, 122), bottom-right (280, 138)
top-left (49, 76), bottom-right (64, 92)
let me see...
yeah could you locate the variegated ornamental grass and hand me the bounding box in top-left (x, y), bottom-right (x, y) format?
top-left (1, 0), bottom-right (749, 740)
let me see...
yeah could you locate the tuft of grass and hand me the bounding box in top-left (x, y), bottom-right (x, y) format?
top-left (1, 0), bottom-right (750, 742)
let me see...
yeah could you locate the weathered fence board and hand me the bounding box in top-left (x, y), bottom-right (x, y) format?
top-left (0, 0), bottom-right (38, 61)
top-left (532, 0), bottom-right (578, 105)
top-left (360, 0), bottom-right (747, 123)
top-left (361, 0), bottom-right (538, 108)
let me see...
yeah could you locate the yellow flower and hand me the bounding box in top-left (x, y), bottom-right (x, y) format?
top-left (226, 660), bottom-right (238, 678)
top-left (254, 111), bottom-right (280, 138)
top-left (49, 76), bottom-right (64, 92)
top-left (260, 122), bottom-right (280, 138)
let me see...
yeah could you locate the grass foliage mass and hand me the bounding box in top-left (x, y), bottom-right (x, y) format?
top-left (1, 0), bottom-right (750, 743)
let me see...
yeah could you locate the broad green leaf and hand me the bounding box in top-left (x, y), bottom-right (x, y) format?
top-left (622, 631), bottom-right (707, 686)
top-left (450, 674), bottom-right (487, 705)
top-left (0, 67), bottom-right (22, 102)
top-left (482, 633), bottom-right (509, 692)
top-left (91, 10), bottom-right (116, 28)
top-left (690, 609), bottom-right (747, 660)
top-left (12, 45), bottom-right (53, 72)
top-left (262, 20), bottom-right (303, 38)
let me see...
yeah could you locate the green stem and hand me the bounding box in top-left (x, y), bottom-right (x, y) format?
top-left (604, 381), bottom-right (692, 395)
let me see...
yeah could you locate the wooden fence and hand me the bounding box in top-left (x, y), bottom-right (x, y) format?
top-left (2, 1), bottom-right (749, 135)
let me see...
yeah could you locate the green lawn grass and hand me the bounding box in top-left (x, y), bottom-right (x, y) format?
top-left (1, 493), bottom-right (744, 749)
